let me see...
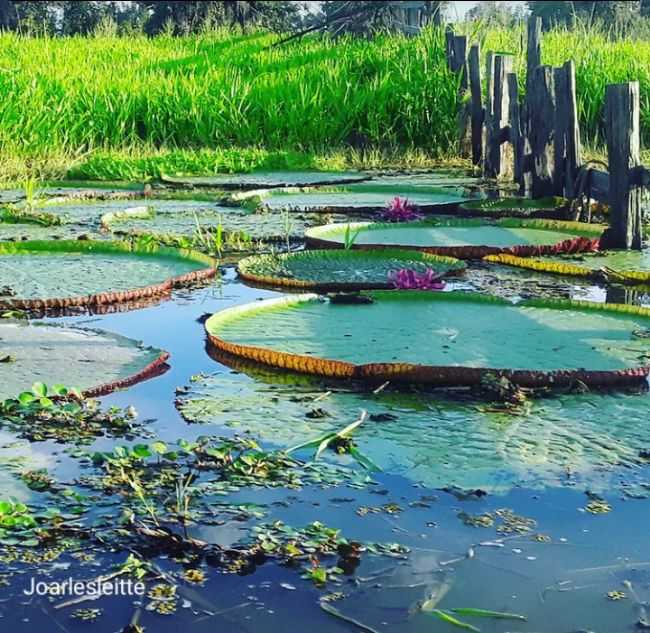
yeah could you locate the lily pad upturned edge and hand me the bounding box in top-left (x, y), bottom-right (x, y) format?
top-left (484, 253), bottom-right (650, 285)
top-left (0, 240), bottom-right (216, 311)
top-left (457, 196), bottom-right (571, 219)
top-left (237, 248), bottom-right (465, 291)
top-left (304, 218), bottom-right (605, 260)
top-left (204, 291), bottom-right (650, 389)
top-left (0, 321), bottom-right (171, 398)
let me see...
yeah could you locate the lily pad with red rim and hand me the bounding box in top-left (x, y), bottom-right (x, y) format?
top-left (204, 291), bottom-right (650, 389)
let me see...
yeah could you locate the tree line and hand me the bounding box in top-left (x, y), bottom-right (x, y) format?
top-left (2, 1), bottom-right (650, 36)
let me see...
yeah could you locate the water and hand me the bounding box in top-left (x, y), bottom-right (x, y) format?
top-left (1, 265), bottom-right (649, 633)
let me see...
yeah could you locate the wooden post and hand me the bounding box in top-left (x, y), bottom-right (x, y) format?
top-left (553, 61), bottom-right (582, 198)
top-left (448, 35), bottom-right (468, 90)
top-left (468, 44), bottom-right (483, 165)
top-left (528, 65), bottom-right (556, 198)
top-left (484, 54), bottom-right (514, 180)
top-left (445, 34), bottom-right (469, 156)
top-left (526, 17), bottom-right (542, 95)
top-left (507, 72), bottom-right (524, 188)
top-left (520, 16), bottom-right (542, 193)
top-left (445, 26), bottom-right (455, 69)
top-left (603, 82), bottom-right (643, 250)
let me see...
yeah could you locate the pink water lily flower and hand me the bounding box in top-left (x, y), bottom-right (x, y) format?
top-left (388, 268), bottom-right (446, 290)
top-left (381, 196), bottom-right (423, 222)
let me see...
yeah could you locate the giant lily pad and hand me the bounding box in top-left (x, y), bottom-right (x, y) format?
top-left (305, 218), bottom-right (604, 259)
top-left (205, 291), bottom-right (650, 388)
top-left (103, 204), bottom-right (365, 245)
top-left (262, 184), bottom-right (469, 213)
top-left (237, 249), bottom-right (465, 291)
top-left (0, 240), bottom-right (215, 311)
top-left (458, 196), bottom-right (571, 219)
top-left (0, 321), bottom-right (168, 399)
top-left (161, 171), bottom-right (369, 190)
top-left (177, 366), bottom-right (650, 492)
top-left (485, 248), bottom-right (650, 285)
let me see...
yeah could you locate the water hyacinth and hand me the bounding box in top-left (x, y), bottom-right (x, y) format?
top-left (388, 268), bottom-right (446, 290)
top-left (381, 197), bottom-right (423, 222)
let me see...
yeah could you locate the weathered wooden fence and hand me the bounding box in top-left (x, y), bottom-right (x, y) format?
top-left (444, 16), bottom-right (650, 250)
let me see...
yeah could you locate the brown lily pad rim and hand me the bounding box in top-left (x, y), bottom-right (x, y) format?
top-left (205, 291), bottom-right (650, 389)
top-left (484, 253), bottom-right (650, 285)
top-left (0, 239), bottom-right (217, 311)
top-left (237, 248), bottom-right (466, 292)
top-left (304, 218), bottom-right (605, 260)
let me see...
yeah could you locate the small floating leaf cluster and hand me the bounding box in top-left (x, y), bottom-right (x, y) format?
top-left (0, 382), bottom-right (141, 443)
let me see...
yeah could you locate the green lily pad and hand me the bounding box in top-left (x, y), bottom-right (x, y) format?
top-left (305, 218), bottom-right (603, 257)
top-left (0, 321), bottom-right (167, 399)
top-left (458, 196), bottom-right (570, 219)
top-left (237, 249), bottom-right (465, 290)
top-left (104, 205), bottom-right (365, 244)
top-left (0, 240), bottom-right (214, 309)
top-left (262, 184), bottom-right (469, 213)
top-left (177, 367), bottom-right (650, 493)
top-left (205, 291), bottom-right (650, 385)
top-left (485, 248), bottom-right (650, 285)
top-left (161, 170), bottom-right (369, 190)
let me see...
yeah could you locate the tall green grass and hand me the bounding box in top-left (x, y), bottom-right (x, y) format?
top-left (0, 28), bottom-right (460, 158)
top-left (0, 24), bottom-right (649, 182)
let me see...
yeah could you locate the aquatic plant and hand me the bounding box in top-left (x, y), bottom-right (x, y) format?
top-left (381, 196), bottom-right (423, 222)
top-left (0, 382), bottom-right (143, 443)
top-left (388, 267), bottom-right (446, 290)
top-left (286, 412), bottom-right (380, 471)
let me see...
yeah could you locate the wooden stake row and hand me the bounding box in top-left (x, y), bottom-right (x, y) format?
top-left (444, 17), bottom-right (648, 249)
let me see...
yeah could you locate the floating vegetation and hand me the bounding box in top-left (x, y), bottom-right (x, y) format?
top-left (261, 184), bottom-right (468, 213)
top-left (485, 247), bottom-right (650, 286)
top-left (176, 368), bottom-right (650, 493)
top-left (205, 291), bottom-right (650, 388)
top-left (161, 170), bottom-right (369, 190)
top-left (237, 248), bottom-right (464, 291)
top-left (305, 218), bottom-right (603, 259)
top-left (0, 206), bottom-right (63, 226)
top-left (0, 321), bottom-right (168, 399)
top-left (0, 240), bottom-right (216, 311)
top-left (458, 196), bottom-right (571, 219)
top-left (0, 382), bottom-right (143, 443)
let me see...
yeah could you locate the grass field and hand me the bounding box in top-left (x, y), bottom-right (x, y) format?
top-left (1, 24), bottom-right (649, 182)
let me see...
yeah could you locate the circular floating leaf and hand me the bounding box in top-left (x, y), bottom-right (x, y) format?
top-left (237, 249), bottom-right (465, 291)
top-left (0, 321), bottom-right (168, 399)
top-left (458, 196), bottom-right (570, 219)
top-left (205, 291), bottom-right (650, 388)
top-left (263, 185), bottom-right (469, 213)
top-left (486, 248), bottom-right (650, 285)
top-left (177, 368), bottom-right (650, 492)
top-left (305, 218), bottom-right (604, 259)
top-left (0, 240), bottom-right (215, 311)
top-left (160, 170), bottom-right (369, 190)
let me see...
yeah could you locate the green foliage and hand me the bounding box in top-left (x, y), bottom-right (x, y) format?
top-left (0, 27), bottom-right (459, 162)
top-left (0, 382), bottom-right (142, 443)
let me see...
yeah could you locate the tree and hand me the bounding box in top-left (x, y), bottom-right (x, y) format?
top-left (0, 0), bottom-right (17, 29)
top-left (466, 1), bottom-right (522, 26)
top-left (527, 1), bottom-right (642, 31)
top-left (138, 1), bottom-right (302, 35)
top-left (318, 1), bottom-right (446, 37)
